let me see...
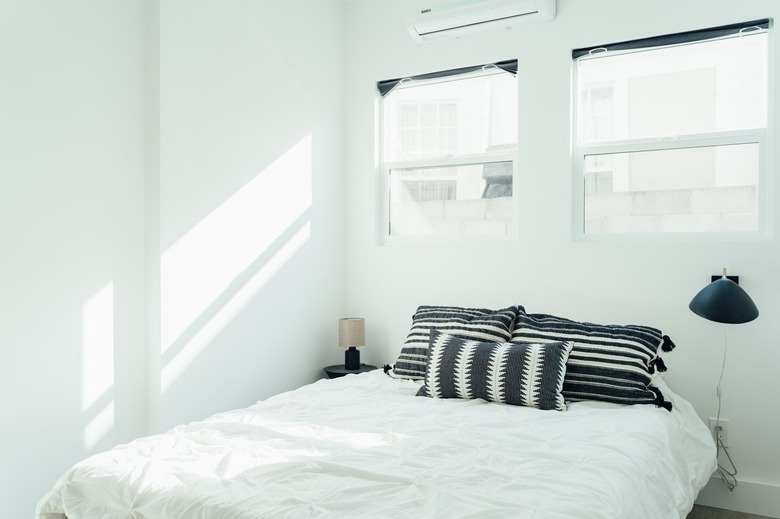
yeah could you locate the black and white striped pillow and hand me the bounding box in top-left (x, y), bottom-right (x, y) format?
top-left (510, 308), bottom-right (675, 410)
top-left (417, 330), bottom-right (572, 411)
top-left (391, 305), bottom-right (518, 380)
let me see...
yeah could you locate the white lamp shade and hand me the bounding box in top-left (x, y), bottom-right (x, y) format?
top-left (338, 318), bottom-right (365, 347)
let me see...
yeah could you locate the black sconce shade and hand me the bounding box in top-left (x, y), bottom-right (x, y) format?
top-left (689, 278), bottom-right (759, 324)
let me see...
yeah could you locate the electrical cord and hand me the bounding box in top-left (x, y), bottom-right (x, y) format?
top-left (715, 324), bottom-right (738, 491)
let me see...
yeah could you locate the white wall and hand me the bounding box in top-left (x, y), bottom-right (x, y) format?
top-left (0, 1), bottom-right (147, 516)
top-left (155, 0), bottom-right (346, 430)
top-left (343, 0), bottom-right (780, 516)
top-left (1, 0), bottom-right (345, 516)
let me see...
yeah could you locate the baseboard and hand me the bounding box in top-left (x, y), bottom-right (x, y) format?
top-left (695, 475), bottom-right (780, 518)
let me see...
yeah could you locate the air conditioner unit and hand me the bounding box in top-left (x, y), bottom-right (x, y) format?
top-left (408, 0), bottom-right (556, 44)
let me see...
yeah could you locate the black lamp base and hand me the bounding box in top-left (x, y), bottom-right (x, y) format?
top-left (345, 346), bottom-right (360, 370)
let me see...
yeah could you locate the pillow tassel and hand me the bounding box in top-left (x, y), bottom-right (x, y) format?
top-left (383, 364), bottom-right (393, 374)
top-left (661, 335), bottom-right (676, 352)
top-left (649, 357), bottom-right (667, 373)
top-left (649, 386), bottom-right (673, 412)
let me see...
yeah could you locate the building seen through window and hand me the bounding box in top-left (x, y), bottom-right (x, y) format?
top-left (575, 24), bottom-right (769, 235)
top-left (381, 64), bottom-right (517, 238)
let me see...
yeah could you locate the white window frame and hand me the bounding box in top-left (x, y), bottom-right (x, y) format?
top-left (378, 67), bottom-right (519, 244)
top-left (572, 24), bottom-right (773, 241)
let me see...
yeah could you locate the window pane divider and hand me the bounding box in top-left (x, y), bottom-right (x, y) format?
top-left (386, 151), bottom-right (516, 171)
top-left (578, 129), bottom-right (766, 157)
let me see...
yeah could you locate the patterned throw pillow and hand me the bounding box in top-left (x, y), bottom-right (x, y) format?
top-left (417, 330), bottom-right (573, 411)
top-left (391, 305), bottom-right (519, 380)
top-left (510, 308), bottom-right (675, 410)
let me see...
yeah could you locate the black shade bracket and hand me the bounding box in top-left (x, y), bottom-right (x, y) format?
top-left (712, 275), bottom-right (739, 285)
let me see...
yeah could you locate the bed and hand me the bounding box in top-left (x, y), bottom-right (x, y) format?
top-left (37, 305), bottom-right (717, 518)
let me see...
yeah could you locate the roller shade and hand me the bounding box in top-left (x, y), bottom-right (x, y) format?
top-left (572, 19), bottom-right (770, 60)
top-left (377, 59), bottom-right (517, 97)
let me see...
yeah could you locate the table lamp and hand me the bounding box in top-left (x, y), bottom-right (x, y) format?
top-left (339, 318), bottom-right (365, 370)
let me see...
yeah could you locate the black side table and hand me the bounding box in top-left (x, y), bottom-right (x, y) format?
top-left (323, 364), bottom-right (378, 379)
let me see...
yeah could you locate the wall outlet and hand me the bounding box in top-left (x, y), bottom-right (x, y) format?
top-left (709, 418), bottom-right (729, 447)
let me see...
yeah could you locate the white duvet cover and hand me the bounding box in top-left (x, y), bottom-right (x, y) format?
top-left (37, 371), bottom-right (715, 519)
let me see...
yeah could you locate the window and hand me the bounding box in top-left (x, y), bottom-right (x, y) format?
top-left (379, 61), bottom-right (518, 239)
top-left (573, 20), bottom-right (770, 236)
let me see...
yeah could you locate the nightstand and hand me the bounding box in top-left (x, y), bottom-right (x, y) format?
top-left (323, 364), bottom-right (378, 379)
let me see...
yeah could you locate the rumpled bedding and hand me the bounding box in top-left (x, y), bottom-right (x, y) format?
top-left (37, 370), bottom-right (715, 518)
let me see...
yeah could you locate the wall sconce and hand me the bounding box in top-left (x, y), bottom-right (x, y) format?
top-left (689, 268), bottom-right (758, 491)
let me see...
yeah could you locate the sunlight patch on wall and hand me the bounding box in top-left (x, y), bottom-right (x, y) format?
top-left (81, 282), bottom-right (115, 449)
top-left (84, 402), bottom-right (115, 450)
top-left (161, 135), bottom-right (312, 353)
top-left (159, 134), bottom-right (313, 392)
top-left (161, 222), bottom-right (311, 393)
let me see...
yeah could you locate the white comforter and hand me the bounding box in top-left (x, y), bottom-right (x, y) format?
top-left (37, 371), bottom-right (715, 519)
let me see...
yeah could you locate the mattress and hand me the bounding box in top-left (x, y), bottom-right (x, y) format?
top-left (37, 370), bottom-right (716, 518)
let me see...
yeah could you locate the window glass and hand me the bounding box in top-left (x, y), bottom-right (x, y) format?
top-left (389, 162), bottom-right (513, 237)
top-left (584, 144), bottom-right (759, 234)
top-left (381, 66), bottom-right (517, 239)
top-left (383, 73), bottom-right (517, 160)
top-left (575, 27), bottom-right (768, 236)
top-left (578, 35), bottom-right (767, 144)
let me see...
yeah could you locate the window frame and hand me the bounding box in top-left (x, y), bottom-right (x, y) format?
top-left (377, 64), bottom-right (519, 244)
top-left (571, 21), bottom-right (773, 241)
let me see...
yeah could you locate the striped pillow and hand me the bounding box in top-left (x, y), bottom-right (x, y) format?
top-left (391, 305), bottom-right (518, 380)
top-left (510, 308), bottom-right (675, 410)
top-left (417, 331), bottom-right (573, 411)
